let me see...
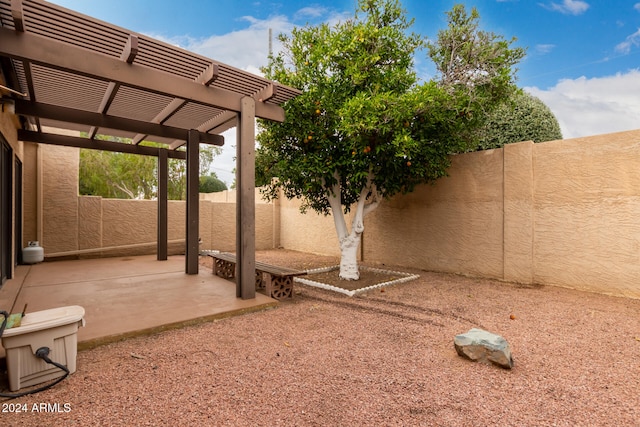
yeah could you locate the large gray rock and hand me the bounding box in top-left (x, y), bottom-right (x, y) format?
top-left (454, 328), bottom-right (514, 369)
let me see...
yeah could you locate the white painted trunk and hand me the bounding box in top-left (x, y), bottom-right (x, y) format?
top-left (326, 171), bottom-right (380, 281)
top-left (339, 227), bottom-right (363, 280)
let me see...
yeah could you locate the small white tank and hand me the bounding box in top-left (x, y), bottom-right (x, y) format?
top-left (22, 241), bottom-right (44, 264)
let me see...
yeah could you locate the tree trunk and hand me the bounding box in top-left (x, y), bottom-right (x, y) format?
top-left (338, 220), bottom-right (363, 280)
top-left (326, 172), bottom-right (380, 281)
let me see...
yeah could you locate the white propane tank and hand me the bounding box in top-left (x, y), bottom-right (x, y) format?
top-left (22, 241), bottom-right (44, 264)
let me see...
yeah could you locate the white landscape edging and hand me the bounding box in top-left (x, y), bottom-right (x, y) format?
top-left (294, 265), bottom-right (420, 297)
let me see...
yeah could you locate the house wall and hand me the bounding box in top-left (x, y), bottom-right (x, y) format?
top-left (21, 142), bottom-right (38, 244)
top-left (0, 87), bottom-right (23, 280)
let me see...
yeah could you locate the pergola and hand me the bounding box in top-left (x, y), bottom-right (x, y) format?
top-left (0, 0), bottom-right (300, 299)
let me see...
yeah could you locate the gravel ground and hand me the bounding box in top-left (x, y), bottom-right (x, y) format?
top-left (2, 249), bottom-right (640, 426)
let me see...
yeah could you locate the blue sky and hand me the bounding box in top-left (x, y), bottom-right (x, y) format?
top-left (49, 0), bottom-right (640, 184)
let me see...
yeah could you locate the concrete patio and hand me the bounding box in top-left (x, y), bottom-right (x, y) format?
top-left (0, 255), bottom-right (277, 358)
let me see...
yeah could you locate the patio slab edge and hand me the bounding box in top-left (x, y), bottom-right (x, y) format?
top-left (77, 300), bottom-right (279, 351)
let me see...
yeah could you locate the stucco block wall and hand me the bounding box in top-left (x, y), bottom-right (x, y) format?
top-left (279, 195), bottom-right (355, 258)
top-left (21, 142), bottom-right (38, 244)
top-left (41, 144), bottom-right (79, 254)
top-left (364, 148), bottom-right (505, 278)
top-left (532, 130), bottom-right (640, 297)
top-left (30, 128), bottom-right (640, 299)
top-left (78, 196), bottom-right (102, 250)
top-left (503, 141), bottom-right (534, 283)
top-left (200, 190), bottom-right (274, 252)
top-left (200, 201), bottom-right (274, 252)
top-left (101, 199), bottom-right (156, 247)
top-left (279, 130), bottom-right (640, 299)
top-left (58, 196), bottom-right (275, 258)
top-left (0, 110), bottom-right (19, 154)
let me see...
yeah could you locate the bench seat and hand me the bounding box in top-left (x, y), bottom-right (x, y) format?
top-left (207, 253), bottom-right (306, 300)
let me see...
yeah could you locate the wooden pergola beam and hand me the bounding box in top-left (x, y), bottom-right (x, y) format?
top-left (0, 28), bottom-right (285, 122)
top-left (18, 130), bottom-right (187, 159)
top-left (169, 110), bottom-right (236, 150)
top-left (14, 100), bottom-right (224, 146)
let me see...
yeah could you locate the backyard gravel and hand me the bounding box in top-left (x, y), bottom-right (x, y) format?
top-left (2, 249), bottom-right (640, 426)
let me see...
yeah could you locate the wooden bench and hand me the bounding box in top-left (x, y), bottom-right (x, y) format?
top-left (207, 252), bottom-right (307, 300)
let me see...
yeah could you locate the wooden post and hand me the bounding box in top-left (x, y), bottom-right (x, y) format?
top-left (185, 129), bottom-right (199, 274)
top-left (157, 148), bottom-right (168, 260)
top-left (236, 97), bottom-right (256, 299)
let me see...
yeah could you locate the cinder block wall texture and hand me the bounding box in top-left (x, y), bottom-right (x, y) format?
top-left (280, 129), bottom-right (640, 299)
top-left (34, 129), bottom-right (640, 298)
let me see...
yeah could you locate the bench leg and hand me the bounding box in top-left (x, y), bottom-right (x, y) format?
top-left (256, 270), bottom-right (264, 290)
top-left (263, 273), bottom-right (294, 300)
top-left (213, 258), bottom-right (236, 280)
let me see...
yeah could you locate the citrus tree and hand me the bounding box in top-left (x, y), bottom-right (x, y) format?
top-left (257, 1), bottom-right (525, 279)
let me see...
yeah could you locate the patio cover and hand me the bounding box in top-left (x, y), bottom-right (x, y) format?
top-left (0, 0), bottom-right (300, 299)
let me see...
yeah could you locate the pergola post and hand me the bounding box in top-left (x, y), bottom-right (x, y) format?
top-left (236, 97), bottom-right (256, 299)
top-left (185, 129), bottom-right (200, 274)
top-left (157, 148), bottom-right (168, 260)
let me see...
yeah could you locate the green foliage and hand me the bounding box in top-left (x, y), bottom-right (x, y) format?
top-left (79, 137), bottom-right (156, 199)
top-left (199, 173), bottom-right (228, 193)
top-left (257, 1), bottom-right (525, 215)
top-left (79, 136), bottom-right (220, 200)
top-left (470, 90), bottom-right (563, 151)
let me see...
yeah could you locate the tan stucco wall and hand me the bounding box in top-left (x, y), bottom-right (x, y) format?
top-left (200, 189), bottom-right (274, 251)
top-left (44, 195), bottom-right (275, 258)
top-left (0, 108), bottom-right (19, 155)
top-left (21, 142), bottom-right (38, 244)
top-left (278, 195), bottom-right (356, 258)
top-left (532, 130), bottom-right (640, 298)
top-left (278, 130), bottom-right (640, 299)
top-left (365, 148), bottom-right (505, 278)
top-left (32, 128), bottom-right (640, 299)
top-left (41, 144), bottom-right (79, 254)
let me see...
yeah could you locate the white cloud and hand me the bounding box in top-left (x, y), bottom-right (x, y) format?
top-left (635, 3), bottom-right (640, 12)
top-left (180, 15), bottom-right (292, 72)
top-left (157, 7), bottom-right (352, 185)
top-left (615, 28), bottom-right (640, 54)
top-left (149, 16), bottom-right (296, 185)
top-left (294, 6), bottom-right (328, 20)
top-left (541, 0), bottom-right (590, 15)
top-left (525, 70), bottom-right (640, 138)
top-left (535, 44), bottom-right (556, 54)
